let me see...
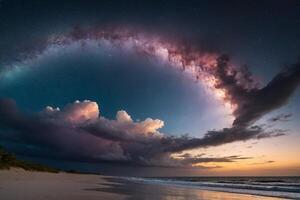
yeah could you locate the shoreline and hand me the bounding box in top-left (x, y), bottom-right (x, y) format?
top-left (0, 168), bottom-right (288, 200)
top-left (120, 178), bottom-right (287, 199)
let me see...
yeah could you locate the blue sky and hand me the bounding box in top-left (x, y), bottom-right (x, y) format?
top-left (0, 45), bottom-right (230, 136)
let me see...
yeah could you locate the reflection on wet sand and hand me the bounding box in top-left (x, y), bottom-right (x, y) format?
top-left (88, 178), bottom-right (282, 200)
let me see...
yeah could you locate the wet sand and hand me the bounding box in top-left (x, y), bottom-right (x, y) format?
top-left (99, 177), bottom-right (283, 200)
top-left (0, 169), bottom-right (283, 200)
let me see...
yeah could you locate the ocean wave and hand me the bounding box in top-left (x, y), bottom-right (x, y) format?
top-left (124, 177), bottom-right (300, 199)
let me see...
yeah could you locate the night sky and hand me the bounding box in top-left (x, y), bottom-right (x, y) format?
top-left (0, 0), bottom-right (300, 176)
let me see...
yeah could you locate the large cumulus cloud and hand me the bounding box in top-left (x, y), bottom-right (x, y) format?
top-left (0, 99), bottom-right (167, 165)
top-left (0, 96), bottom-right (291, 167)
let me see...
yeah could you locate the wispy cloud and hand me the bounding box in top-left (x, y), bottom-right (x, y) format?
top-left (250, 160), bottom-right (275, 165)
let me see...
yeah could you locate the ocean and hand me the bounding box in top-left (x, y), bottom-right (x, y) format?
top-left (124, 176), bottom-right (300, 199)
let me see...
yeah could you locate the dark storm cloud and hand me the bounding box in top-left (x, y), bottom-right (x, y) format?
top-left (213, 56), bottom-right (300, 127)
top-left (268, 113), bottom-right (293, 123)
top-left (0, 98), bottom-right (168, 165)
top-left (158, 125), bottom-right (286, 153)
top-left (234, 62), bottom-right (300, 126)
top-left (0, 98), bottom-right (287, 167)
top-left (0, 99), bottom-right (127, 162)
top-left (152, 56), bottom-right (298, 153)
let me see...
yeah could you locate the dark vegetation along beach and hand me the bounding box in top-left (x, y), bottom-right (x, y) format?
top-left (0, 146), bottom-right (58, 172)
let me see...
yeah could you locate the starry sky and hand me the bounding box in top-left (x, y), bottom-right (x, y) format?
top-left (0, 0), bottom-right (300, 176)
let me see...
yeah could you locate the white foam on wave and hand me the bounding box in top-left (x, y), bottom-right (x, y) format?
top-left (124, 177), bottom-right (300, 199)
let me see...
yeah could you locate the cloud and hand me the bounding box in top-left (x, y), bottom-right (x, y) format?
top-left (43, 100), bottom-right (99, 124)
top-left (178, 154), bottom-right (252, 166)
top-left (156, 125), bottom-right (286, 153)
top-left (250, 160), bottom-right (275, 165)
top-left (148, 55), bottom-right (299, 154)
top-left (0, 98), bottom-right (287, 167)
top-left (213, 55), bottom-right (300, 127)
top-left (0, 99), bottom-right (165, 164)
top-left (0, 98), bottom-right (127, 162)
top-left (268, 113), bottom-right (293, 123)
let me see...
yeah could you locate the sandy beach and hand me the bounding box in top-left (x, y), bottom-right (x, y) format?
top-left (0, 168), bottom-right (126, 200)
top-left (0, 169), bottom-right (284, 200)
